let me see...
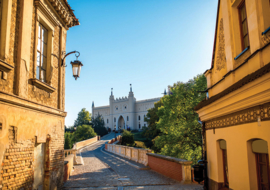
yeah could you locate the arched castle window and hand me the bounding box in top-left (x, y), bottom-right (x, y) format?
top-left (138, 115), bottom-right (140, 120)
top-left (127, 116), bottom-right (129, 121)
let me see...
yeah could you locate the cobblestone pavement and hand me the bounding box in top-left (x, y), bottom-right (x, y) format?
top-left (63, 133), bottom-right (203, 190)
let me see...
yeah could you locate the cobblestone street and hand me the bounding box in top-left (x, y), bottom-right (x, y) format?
top-left (63, 133), bottom-right (203, 190)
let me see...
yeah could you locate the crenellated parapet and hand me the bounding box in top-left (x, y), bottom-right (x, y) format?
top-left (114, 96), bottom-right (128, 102)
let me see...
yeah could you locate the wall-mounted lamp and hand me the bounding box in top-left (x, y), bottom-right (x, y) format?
top-left (62, 51), bottom-right (83, 80)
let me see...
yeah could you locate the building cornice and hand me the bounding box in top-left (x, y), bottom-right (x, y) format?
top-left (195, 61), bottom-right (270, 111)
top-left (35, 0), bottom-right (79, 28)
top-left (0, 91), bottom-right (67, 117)
top-left (196, 73), bottom-right (270, 122)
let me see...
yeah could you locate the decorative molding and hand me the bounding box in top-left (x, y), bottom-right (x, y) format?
top-left (0, 90), bottom-right (66, 117)
top-left (35, 0), bottom-right (79, 28)
top-left (0, 59), bottom-right (14, 72)
top-left (262, 30), bottom-right (270, 46)
top-left (31, 78), bottom-right (55, 93)
top-left (205, 102), bottom-right (270, 130)
top-left (216, 18), bottom-right (226, 71)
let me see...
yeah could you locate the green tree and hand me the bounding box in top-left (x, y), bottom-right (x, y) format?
top-left (142, 100), bottom-right (163, 139)
top-left (154, 74), bottom-right (207, 164)
top-left (74, 125), bottom-right (97, 142)
top-left (121, 130), bottom-right (135, 146)
top-left (91, 114), bottom-right (108, 137)
top-left (64, 132), bottom-right (73, 149)
top-left (74, 108), bottom-right (91, 127)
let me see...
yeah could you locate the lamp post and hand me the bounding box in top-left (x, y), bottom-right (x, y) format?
top-left (61, 51), bottom-right (83, 80)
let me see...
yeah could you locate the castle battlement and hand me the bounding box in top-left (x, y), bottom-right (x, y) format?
top-left (114, 96), bottom-right (128, 102)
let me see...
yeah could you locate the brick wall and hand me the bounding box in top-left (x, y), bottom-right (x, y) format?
top-left (0, 127), bottom-right (35, 189)
top-left (148, 154), bottom-right (183, 182)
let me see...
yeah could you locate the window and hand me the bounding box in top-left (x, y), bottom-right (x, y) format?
top-left (107, 119), bottom-right (109, 124)
top-left (127, 116), bottom-right (129, 121)
top-left (238, 1), bottom-right (249, 50)
top-left (139, 124), bottom-right (141, 129)
top-left (114, 118), bottom-right (116, 122)
top-left (138, 116), bottom-right (140, 120)
top-left (256, 153), bottom-right (270, 189)
top-left (37, 24), bottom-right (48, 82)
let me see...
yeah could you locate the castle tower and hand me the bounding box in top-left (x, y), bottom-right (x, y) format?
top-left (92, 101), bottom-right (94, 117)
top-left (128, 84), bottom-right (136, 129)
top-left (109, 88), bottom-right (114, 129)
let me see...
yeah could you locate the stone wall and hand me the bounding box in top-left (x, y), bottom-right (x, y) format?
top-left (0, 127), bottom-right (35, 189)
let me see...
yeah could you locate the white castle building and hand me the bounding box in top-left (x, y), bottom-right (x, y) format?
top-left (92, 85), bottom-right (162, 130)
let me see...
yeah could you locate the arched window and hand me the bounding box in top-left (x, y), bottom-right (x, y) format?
top-left (107, 119), bottom-right (109, 123)
top-left (139, 124), bottom-right (141, 129)
top-left (127, 116), bottom-right (129, 121)
top-left (138, 115), bottom-right (140, 120)
top-left (114, 117), bottom-right (116, 122)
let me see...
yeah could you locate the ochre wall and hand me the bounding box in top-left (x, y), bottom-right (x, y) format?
top-left (206, 120), bottom-right (270, 190)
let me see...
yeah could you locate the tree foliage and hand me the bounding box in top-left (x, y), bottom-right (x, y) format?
top-left (155, 74), bottom-right (207, 164)
top-left (92, 114), bottom-right (108, 137)
top-left (142, 100), bottom-right (163, 139)
top-left (64, 132), bottom-right (73, 149)
top-left (121, 130), bottom-right (135, 146)
top-left (74, 108), bottom-right (91, 127)
top-left (74, 125), bottom-right (97, 142)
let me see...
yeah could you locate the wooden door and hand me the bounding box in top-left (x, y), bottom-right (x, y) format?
top-left (222, 149), bottom-right (229, 187)
top-left (256, 153), bottom-right (270, 190)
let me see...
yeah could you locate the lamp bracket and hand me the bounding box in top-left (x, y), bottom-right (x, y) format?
top-left (61, 51), bottom-right (80, 67)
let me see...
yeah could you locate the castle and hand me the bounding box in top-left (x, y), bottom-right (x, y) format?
top-left (92, 85), bottom-right (162, 130)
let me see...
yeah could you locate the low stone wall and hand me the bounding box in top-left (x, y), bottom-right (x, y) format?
top-left (75, 136), bottom-right (100, 150)
top-left (105, 144), bottom-right (151, 166)
top-left (64, 154), bottom-right (74, 182)
top-left (147, 153), bottom-right (192, 183)
top-left (107, 135), bottom-right (122, 144)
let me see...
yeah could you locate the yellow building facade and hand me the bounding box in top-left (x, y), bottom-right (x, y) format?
top-left (195, 0), bottom-right (270, 189)
top-left (0, 0), bottom-right (78, 189)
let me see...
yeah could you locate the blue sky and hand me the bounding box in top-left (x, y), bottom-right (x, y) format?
top-left (65, 0), bottom-right (218, 127)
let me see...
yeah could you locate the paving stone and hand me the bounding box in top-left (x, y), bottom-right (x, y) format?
top-left (63, 133), bottom-right (203, 190)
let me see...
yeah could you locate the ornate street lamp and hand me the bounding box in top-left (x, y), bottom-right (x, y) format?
top-left (62, 51), bottom-right (83, 80)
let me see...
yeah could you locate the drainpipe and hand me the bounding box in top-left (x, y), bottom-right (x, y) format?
top-left (201, 121), bottom-right (208, 190)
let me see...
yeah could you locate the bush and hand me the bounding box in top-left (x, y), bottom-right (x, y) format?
top-left (94, 126), bottom-right (108, 137)
top-left (121, 130), bottom-right (135, 146)
top-left (134, 141), bottom-right (147, 149)
top-left (64, 132), bottom-right (73, 149)
top-left (119, 129), bottom-right (124, 133)
top-left (75, 125), bottom-right (97, 142)
top-left (131, 129), bottom-right (139, 133)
